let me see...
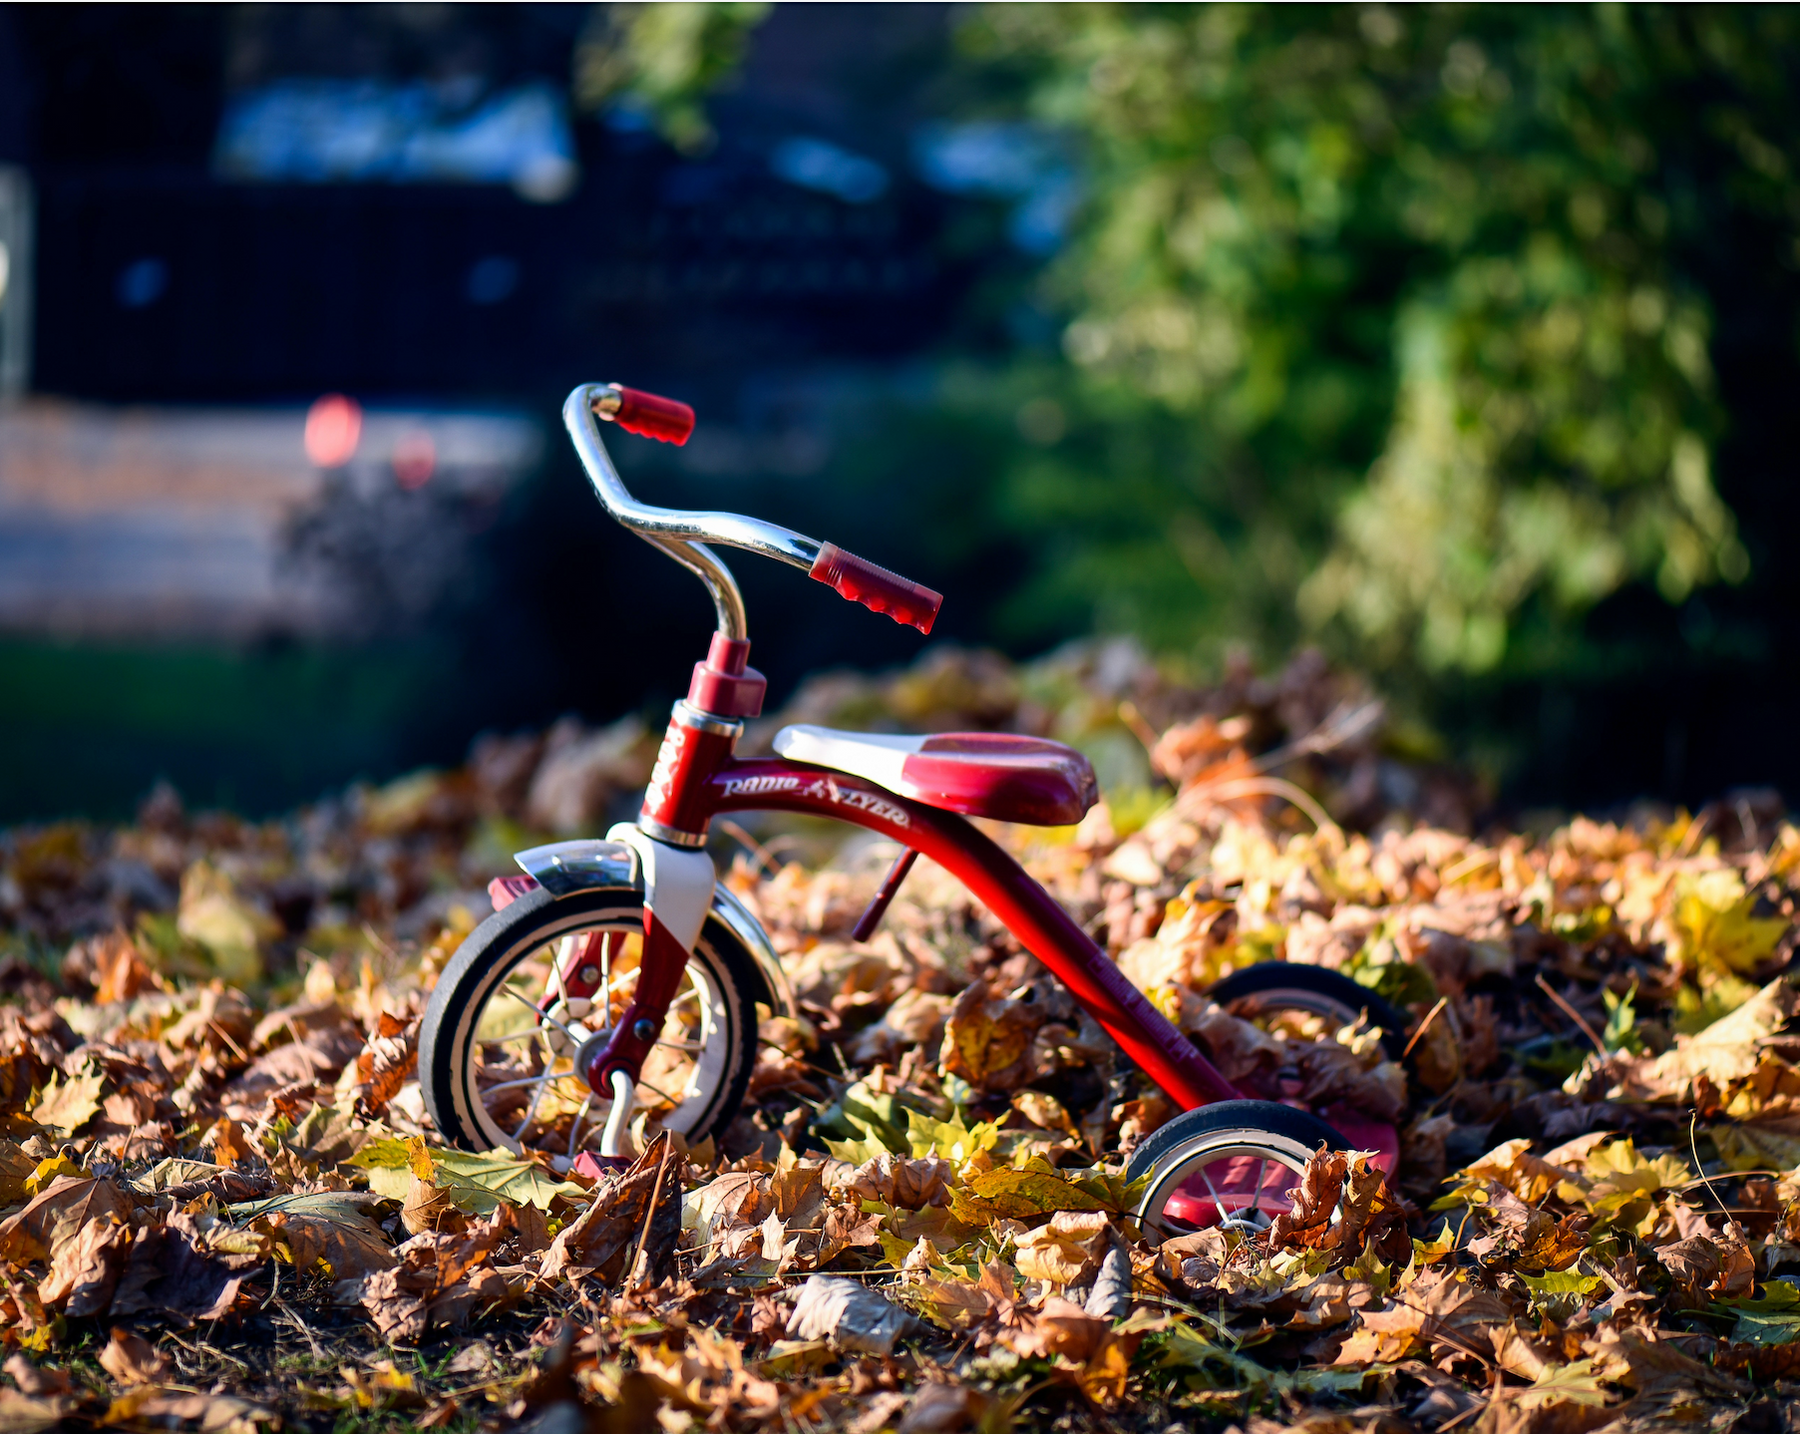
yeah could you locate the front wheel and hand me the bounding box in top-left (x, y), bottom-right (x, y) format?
top-left (419, 886), bottom-right (762, 1164)
top-left (1125, 1100), bottom-right (1347, 1238)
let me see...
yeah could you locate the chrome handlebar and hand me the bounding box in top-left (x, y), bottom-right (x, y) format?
top-left (561, 384), bottom-right (823, 639)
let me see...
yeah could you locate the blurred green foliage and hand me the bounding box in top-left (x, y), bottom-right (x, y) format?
top-left (956, 4), bottom-right (1796, 679)
top-left (573, 1), bottom-right (769, 152)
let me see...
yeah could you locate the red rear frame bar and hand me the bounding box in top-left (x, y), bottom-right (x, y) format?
top-left (706, 757), bottom-right (1242, 1109)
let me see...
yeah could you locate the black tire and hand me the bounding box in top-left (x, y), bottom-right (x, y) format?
top-left (1125, 1099), bottom-right (1348, 1236)
top-left (420, 885), bottom-right (762, 1161)
top-left (1207, 962), bottom-right (1411, 1061)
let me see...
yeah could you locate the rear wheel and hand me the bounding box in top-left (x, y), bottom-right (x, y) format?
top-left (1207, 962), bottom-right (1411, 1060)
top-left (1125, 1100), bottom-right (1347, 1238)
top-left (420, 886), bottom-right (761, 1165)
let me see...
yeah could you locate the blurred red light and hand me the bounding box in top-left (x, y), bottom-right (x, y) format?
top-left (393, 428), bottom-right (436, 490)
top-left (304, 394), bottom-right (362, 467)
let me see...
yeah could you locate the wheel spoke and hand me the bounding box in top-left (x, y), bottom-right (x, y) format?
top-left (1199, 1162), bottom-right (1227, 1223)
top-left (501, 984), bottom-right (583, 1043)
top-left (512, 1073), bottom-right (551, 1141)
top-left (481, 1071), bottom-right (558, 1095)
top-left (550, 937), bottom-right (574, 1004)
top-left (567, 1092), bottom-right (594, 1159)
top-left (598, 932), bottom-right (614, 1031)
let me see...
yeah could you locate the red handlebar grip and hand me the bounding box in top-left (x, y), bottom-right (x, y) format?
top-left (810, 542), bottom-right (942, 634)
top-left (610, 386), bottom-right (695, 445)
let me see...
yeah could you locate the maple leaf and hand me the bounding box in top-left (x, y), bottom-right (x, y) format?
top-left (1559, 1138), bottom-right (1690, 1236)
top-left (1712, 1115), bottom-right (1800, 1173)
top-left (1667, 869), bottom-right (1787, 977)
top-left (0, 1175), bottom-right (130, 1264)
top-left (847, 1152), bottom-right (954, 1210)
top-left (938, 978), bottom-right (1045, 1093)
top-left (36, 1216), bottom-right (133, 1316)
top-left (949, 1160), bottom-right (1113, 1222)
top-left (1714, 1280), bottom-right (1800, 1348)
top-left (430, 1149), bottom-right (587, 1214)
top-left (350, 1012), bottom-right (418, 1120)
top-left (905, 1106), bottom-right (1002, 1165)
top-left (175, 860), bottom-right (275, 984)
top-left (263, 1200), bottom-right (395, 1281)
top-left (1655, 1220), bottom-right (1755, 1306)
top-left (1013, 1209), bottom-right (1113, 1286)
top-left (28, 1069), bottom-right (104, 1138)
top-left (786, 1274), bottom-right (915, 1355)
top-left (1648, 977), bottom-right (1800, 1086)
top-left (1519, 1269), bottom-right (1607, 1320)
top-left (1512, 1358), bottom-right (1609, 1411)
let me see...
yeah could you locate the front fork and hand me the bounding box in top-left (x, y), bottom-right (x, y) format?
top-left (568, 700), bottom-right (738, 1152)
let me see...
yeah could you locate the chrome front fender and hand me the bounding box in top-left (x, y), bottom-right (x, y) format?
top-left (511, 838), bottom-right (794, 1020)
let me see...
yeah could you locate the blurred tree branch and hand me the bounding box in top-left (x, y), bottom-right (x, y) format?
top-left (960, 4), bottom-right (1796, 677)
top-left (573, 1), bottom-right (770, 153)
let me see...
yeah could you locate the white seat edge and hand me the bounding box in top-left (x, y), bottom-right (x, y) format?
top-left (772, 723), bottom-right (925, 792)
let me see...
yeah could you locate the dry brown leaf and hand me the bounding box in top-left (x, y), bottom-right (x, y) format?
top-left (35, 1215), bottom-right (133, 1316)
top-left (351, 1011), bottom-right (419, 1120)
top-left (269, 1208), bottom-right (395, 1280)
top-left (0, 1174), bottom-right (130, 1265)
top-left (786, 1273), bottom-right (916, 1355)
top-left (111, 1211), bottom-right (259, 1324)
top-left (540, 1131), bottom-right (679, 1287)
top-left (3, 1353), bottom-right (70, 1397)
top-left (97, 1326), bottom-right (172, 1385)
top-left (848, 1153), bottom-right (953, 1210)
top-left (28, 1069), bottom-right (105, 1138)
top-left (1653, 1219), bottom-right (1755, 1306)
top-left (1013, 1209), bottom-right (1113, 1287)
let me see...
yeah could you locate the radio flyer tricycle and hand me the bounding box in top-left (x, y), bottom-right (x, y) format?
top-left (419, 382), bottom-right (1405, 1235)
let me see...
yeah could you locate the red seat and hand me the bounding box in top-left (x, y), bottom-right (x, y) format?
top-left (772, 724), bottom-right (1099, 826)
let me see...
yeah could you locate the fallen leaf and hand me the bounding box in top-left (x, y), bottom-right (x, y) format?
top-left (786, 1274), bottom-right (916, 1355)
top-left (36, 1215), bottom-right (133, 1316)
top-left (28, 1070), bottom-right (105, 1138)
top-left (848, 1153), bottom-right (953, 1210)
top-left (1014, 1210), bottom-right (1113, 1287)
top-left (938, 979), bottom-right (1044, 1093)
top-left (97, 1326), bottom-right (173, 1385)
top-left (950, 1162), bottom-right (1113, 1222)
top-left (0, 1175), bottom-right (130, 1264)
top-left (351, 1012), bottom-right (418, 1120)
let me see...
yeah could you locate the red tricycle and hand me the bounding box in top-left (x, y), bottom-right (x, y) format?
top-left (418, 382), bottom-right (1405, 1236)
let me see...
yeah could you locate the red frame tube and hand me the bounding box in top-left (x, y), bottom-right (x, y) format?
top-left (705, 757), bottom-right (1243, 1109)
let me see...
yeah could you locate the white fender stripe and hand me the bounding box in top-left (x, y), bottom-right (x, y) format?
top-left (606, 823), bottom-right (716, 952)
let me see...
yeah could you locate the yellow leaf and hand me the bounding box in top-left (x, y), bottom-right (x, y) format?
top-left (176, 860), bottom-right (276, 984)
top-left (29, 1070), bottom-right (105, 1138)
top-left (1514, 1358), bottom-right (1608, 1410)
top-left (23, 1155), bottom-right (82, 1196)
top-left (1712, 1117), bottom-right (1800, 1174)
top-left (1653, 978), bottom-right (1800, 1081)
top-left (1668, 870), bottom-right (1787, 978)
top-left (949, 1161), bottom-right (1113, 1222)
top-left (1559, 1138), bottom-right (1689, 1235)
top-left (905, 1108), bottom-right (1001, 1165)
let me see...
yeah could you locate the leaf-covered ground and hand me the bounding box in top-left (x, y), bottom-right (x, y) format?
top-left (2, 642), bottom-right (1799, 1434)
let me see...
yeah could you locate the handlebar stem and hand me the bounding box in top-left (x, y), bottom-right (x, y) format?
top-left (562, 385), bottom-right (823, 640)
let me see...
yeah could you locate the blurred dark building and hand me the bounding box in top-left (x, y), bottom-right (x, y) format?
top-left (0, 3), bottom-right (1007, 821)
top-left (8, 4), bottom-right (963, 402)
